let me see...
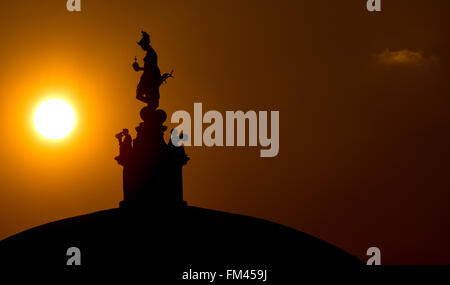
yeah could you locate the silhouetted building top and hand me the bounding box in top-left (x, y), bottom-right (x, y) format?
top-left (116, 32), bottom-right (188, 209)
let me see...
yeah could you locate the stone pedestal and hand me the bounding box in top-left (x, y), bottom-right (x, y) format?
top-left (116, 107), bottom-right (189, 209)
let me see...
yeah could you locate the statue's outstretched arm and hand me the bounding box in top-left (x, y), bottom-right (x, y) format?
top-left (161, 70), bottom-right (174, 83)
top-left (132, 61), bottom-right (144, 72)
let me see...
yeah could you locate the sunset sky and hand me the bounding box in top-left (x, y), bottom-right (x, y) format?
top-left (0, 0), bottom-right (449, 264)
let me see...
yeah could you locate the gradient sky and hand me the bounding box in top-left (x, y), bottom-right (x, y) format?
top-left (0, 0), bottom-right (449, 264)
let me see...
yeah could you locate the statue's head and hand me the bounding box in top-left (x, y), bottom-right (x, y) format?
top-left (122, 128), bottom-right (129, 135)
top-left (137, 31), bottom-right (151, 51)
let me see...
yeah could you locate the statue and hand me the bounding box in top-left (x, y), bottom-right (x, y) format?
top-left (114, 128), bottom-right (132, 166)
top-left (133, 31), bottom-right (173, 109)
top-left (115, 31), bottom-right (189, 209)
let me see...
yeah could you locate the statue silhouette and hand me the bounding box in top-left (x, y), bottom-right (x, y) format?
top-left (114, 128), bottom-right (132, 166)
top-left (133, 31), bottom-right (173, 109)
top-left (117, 31), bottom-right (189, 208)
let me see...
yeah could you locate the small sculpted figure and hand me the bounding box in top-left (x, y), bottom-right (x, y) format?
top-left (114, 128), bottom-right (132, 166)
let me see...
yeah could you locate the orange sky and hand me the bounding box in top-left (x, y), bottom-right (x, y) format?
top-left (0, 0), bottom-right (449, 264)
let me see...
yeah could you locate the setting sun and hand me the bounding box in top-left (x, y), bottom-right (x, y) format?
top-left (34, 99), bottom-right (76, 140)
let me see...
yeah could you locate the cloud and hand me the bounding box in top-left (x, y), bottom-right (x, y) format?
top-left (374, 49), bottom-right (438, 67)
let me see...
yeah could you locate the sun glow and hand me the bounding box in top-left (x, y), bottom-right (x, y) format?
top-left (34, 99), bottom-right (76, 140)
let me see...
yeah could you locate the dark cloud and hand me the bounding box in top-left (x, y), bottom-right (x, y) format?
top-left (374, 49), bottom-right (439, 67)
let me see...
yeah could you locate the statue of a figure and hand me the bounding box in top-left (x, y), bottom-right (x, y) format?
top-left (114, 128), bottom-right (132, 166)
top-left (115, 30), bottom-right (188, 208)
top-left (133, 31), bottom-right (173, 109)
